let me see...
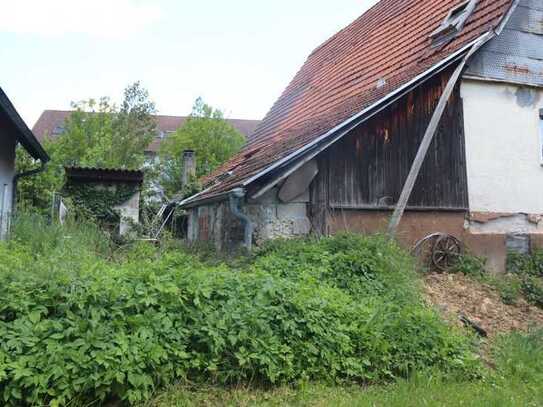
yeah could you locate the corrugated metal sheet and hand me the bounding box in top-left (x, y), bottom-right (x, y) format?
top-left (507, 4), bottom-right (543, 34)
top-left (520, 0), bottom-right (543, 12)
top-left (465, 0), bottom-right (543, 86)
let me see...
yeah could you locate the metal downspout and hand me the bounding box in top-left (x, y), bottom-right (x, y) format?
top-left (229, 188), bottom-right (253, 251)
top-left (12, 161), bottom-right (47, 214)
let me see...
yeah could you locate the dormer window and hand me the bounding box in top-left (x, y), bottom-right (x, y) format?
top-left (430, 0), bottom-right (477, 47)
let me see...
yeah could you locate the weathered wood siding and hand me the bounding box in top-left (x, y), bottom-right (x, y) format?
top-left (310, 70), bottom-right (468, 233)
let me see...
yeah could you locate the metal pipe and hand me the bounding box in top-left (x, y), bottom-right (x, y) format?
top-left (12, 160), bottom-right (47, 214)
top-left (229, 188), bottom-right (253, 251)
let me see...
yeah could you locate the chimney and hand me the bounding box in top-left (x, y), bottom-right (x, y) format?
top-left (182, 150), bottom-right (196, 187)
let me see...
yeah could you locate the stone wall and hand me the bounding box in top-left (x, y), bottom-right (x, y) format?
top-left (246, 188), bottom-right (311, 245)
top-left (187, 187), bottom-right (312, 250)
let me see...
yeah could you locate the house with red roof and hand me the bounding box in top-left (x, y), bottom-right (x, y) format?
top-left (32, 110), bottom-right (261, 155)
top-left (179, 0), bottom-right (543, 272)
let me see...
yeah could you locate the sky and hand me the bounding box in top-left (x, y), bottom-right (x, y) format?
top-left (0, 0), bottom-right (378, 127)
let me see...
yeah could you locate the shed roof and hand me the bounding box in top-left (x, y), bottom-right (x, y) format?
top-left (182, 0), bottom-right (516, 207)
top-left (65, 166), bottom-right (144, 184)
top-left (0, 87), bottom-right (49, 162)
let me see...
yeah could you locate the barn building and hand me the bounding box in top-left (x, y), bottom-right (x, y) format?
top-left (179, 0), bottom-right (543, 273)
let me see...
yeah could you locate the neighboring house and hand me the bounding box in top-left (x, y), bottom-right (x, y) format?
top-left (32, 110), bottom-right (261, 155)
top-left (0, 87), bottom-right (49, 239)
top-left (180, 0), bottom-right (543, 273)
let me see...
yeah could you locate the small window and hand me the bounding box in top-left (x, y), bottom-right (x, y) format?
top-left (430, 0), bottom-right (477, 47)
top-left (52, 125), bottom-right (65, 135)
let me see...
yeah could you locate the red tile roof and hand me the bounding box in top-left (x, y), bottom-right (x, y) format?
top-left (186, 0), bottom-right (515, 206)
top-left (32, 110), bottom-right (261, 152)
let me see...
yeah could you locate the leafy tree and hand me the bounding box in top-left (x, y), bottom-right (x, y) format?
top-left (159, 98), bottom-right (246, 198)
top-left (56, 82), bottom-right (156, 169)
top-left (16, 82), bottom-right (157, 213)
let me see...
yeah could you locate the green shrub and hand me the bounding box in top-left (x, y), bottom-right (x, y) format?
top-left (521, 276), bottom-right (543, 308)
top-left (507, 250), bottom-right (543, 278)
top-left (506, 251), bottom-right (543, 308)
top-left (0, 229), bottom-right (480, 406)
top-left (253, 234), bottom-right (419, 302)
top-left (492, 275), bottom-right (523, 305)
top-left (450, 255), bottom-right (486, 277)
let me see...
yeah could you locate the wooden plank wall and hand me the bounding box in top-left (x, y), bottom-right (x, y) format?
top-left (309, 69), bottom-right (469, 232)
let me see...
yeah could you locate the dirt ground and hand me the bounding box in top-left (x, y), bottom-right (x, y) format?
top-left (424, 272), bottom-right (543, 338)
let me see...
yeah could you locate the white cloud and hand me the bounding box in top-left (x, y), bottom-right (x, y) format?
top-left (0, 0), bottom-right (161, 38)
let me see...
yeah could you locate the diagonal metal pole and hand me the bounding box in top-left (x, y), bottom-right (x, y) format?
top-left (387, 35), bottom-right (490, 238)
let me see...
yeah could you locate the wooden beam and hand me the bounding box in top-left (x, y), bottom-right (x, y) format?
top-left (387, 36), bottom-right (490, 237)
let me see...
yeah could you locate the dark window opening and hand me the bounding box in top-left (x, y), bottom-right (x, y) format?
top-left (430, 0), bottom-right (477, 47)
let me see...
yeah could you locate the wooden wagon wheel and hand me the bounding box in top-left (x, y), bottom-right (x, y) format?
top-left (431, 235), bottom-right (463, 272)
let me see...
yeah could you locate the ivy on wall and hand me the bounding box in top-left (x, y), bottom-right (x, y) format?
top-left (63, 183), bottom-right (139, 224)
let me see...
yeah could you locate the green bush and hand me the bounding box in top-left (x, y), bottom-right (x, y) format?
top-left (450, 254), bottom-right (486, 277)
top-left (521, 276), bottom-right (543, 308)
top-left (506, 251), bottom-right (543, 308)
top-left (0, 223), bottom-right (480, 406)
top-left (507, 250), bottom-right (543, 278)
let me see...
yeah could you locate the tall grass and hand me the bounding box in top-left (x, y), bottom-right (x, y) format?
top-left (146, 330), bottom-right (543, 407)
top-left (9, 212), bottom-right (112, 258)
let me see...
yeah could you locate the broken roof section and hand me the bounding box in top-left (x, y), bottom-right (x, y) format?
top-left (182, 0), bottom-right (515, 207)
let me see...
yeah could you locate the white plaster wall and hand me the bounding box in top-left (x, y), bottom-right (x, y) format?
top-left (114, 191), bottom-right (140, 236)
top-left (0, 134), bottom-right (16, 239)
top-left (461, 79), bottom-right (543, 215)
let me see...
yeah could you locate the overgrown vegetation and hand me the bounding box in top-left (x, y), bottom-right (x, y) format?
top-left (0, 216), bottom-right (481, 406)
top-left (451, 251), bottom-right (543, 308)
top-left (62, 182), bottom-right (140, 226)
top-left (147, 329), bottom-right (543, 406)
